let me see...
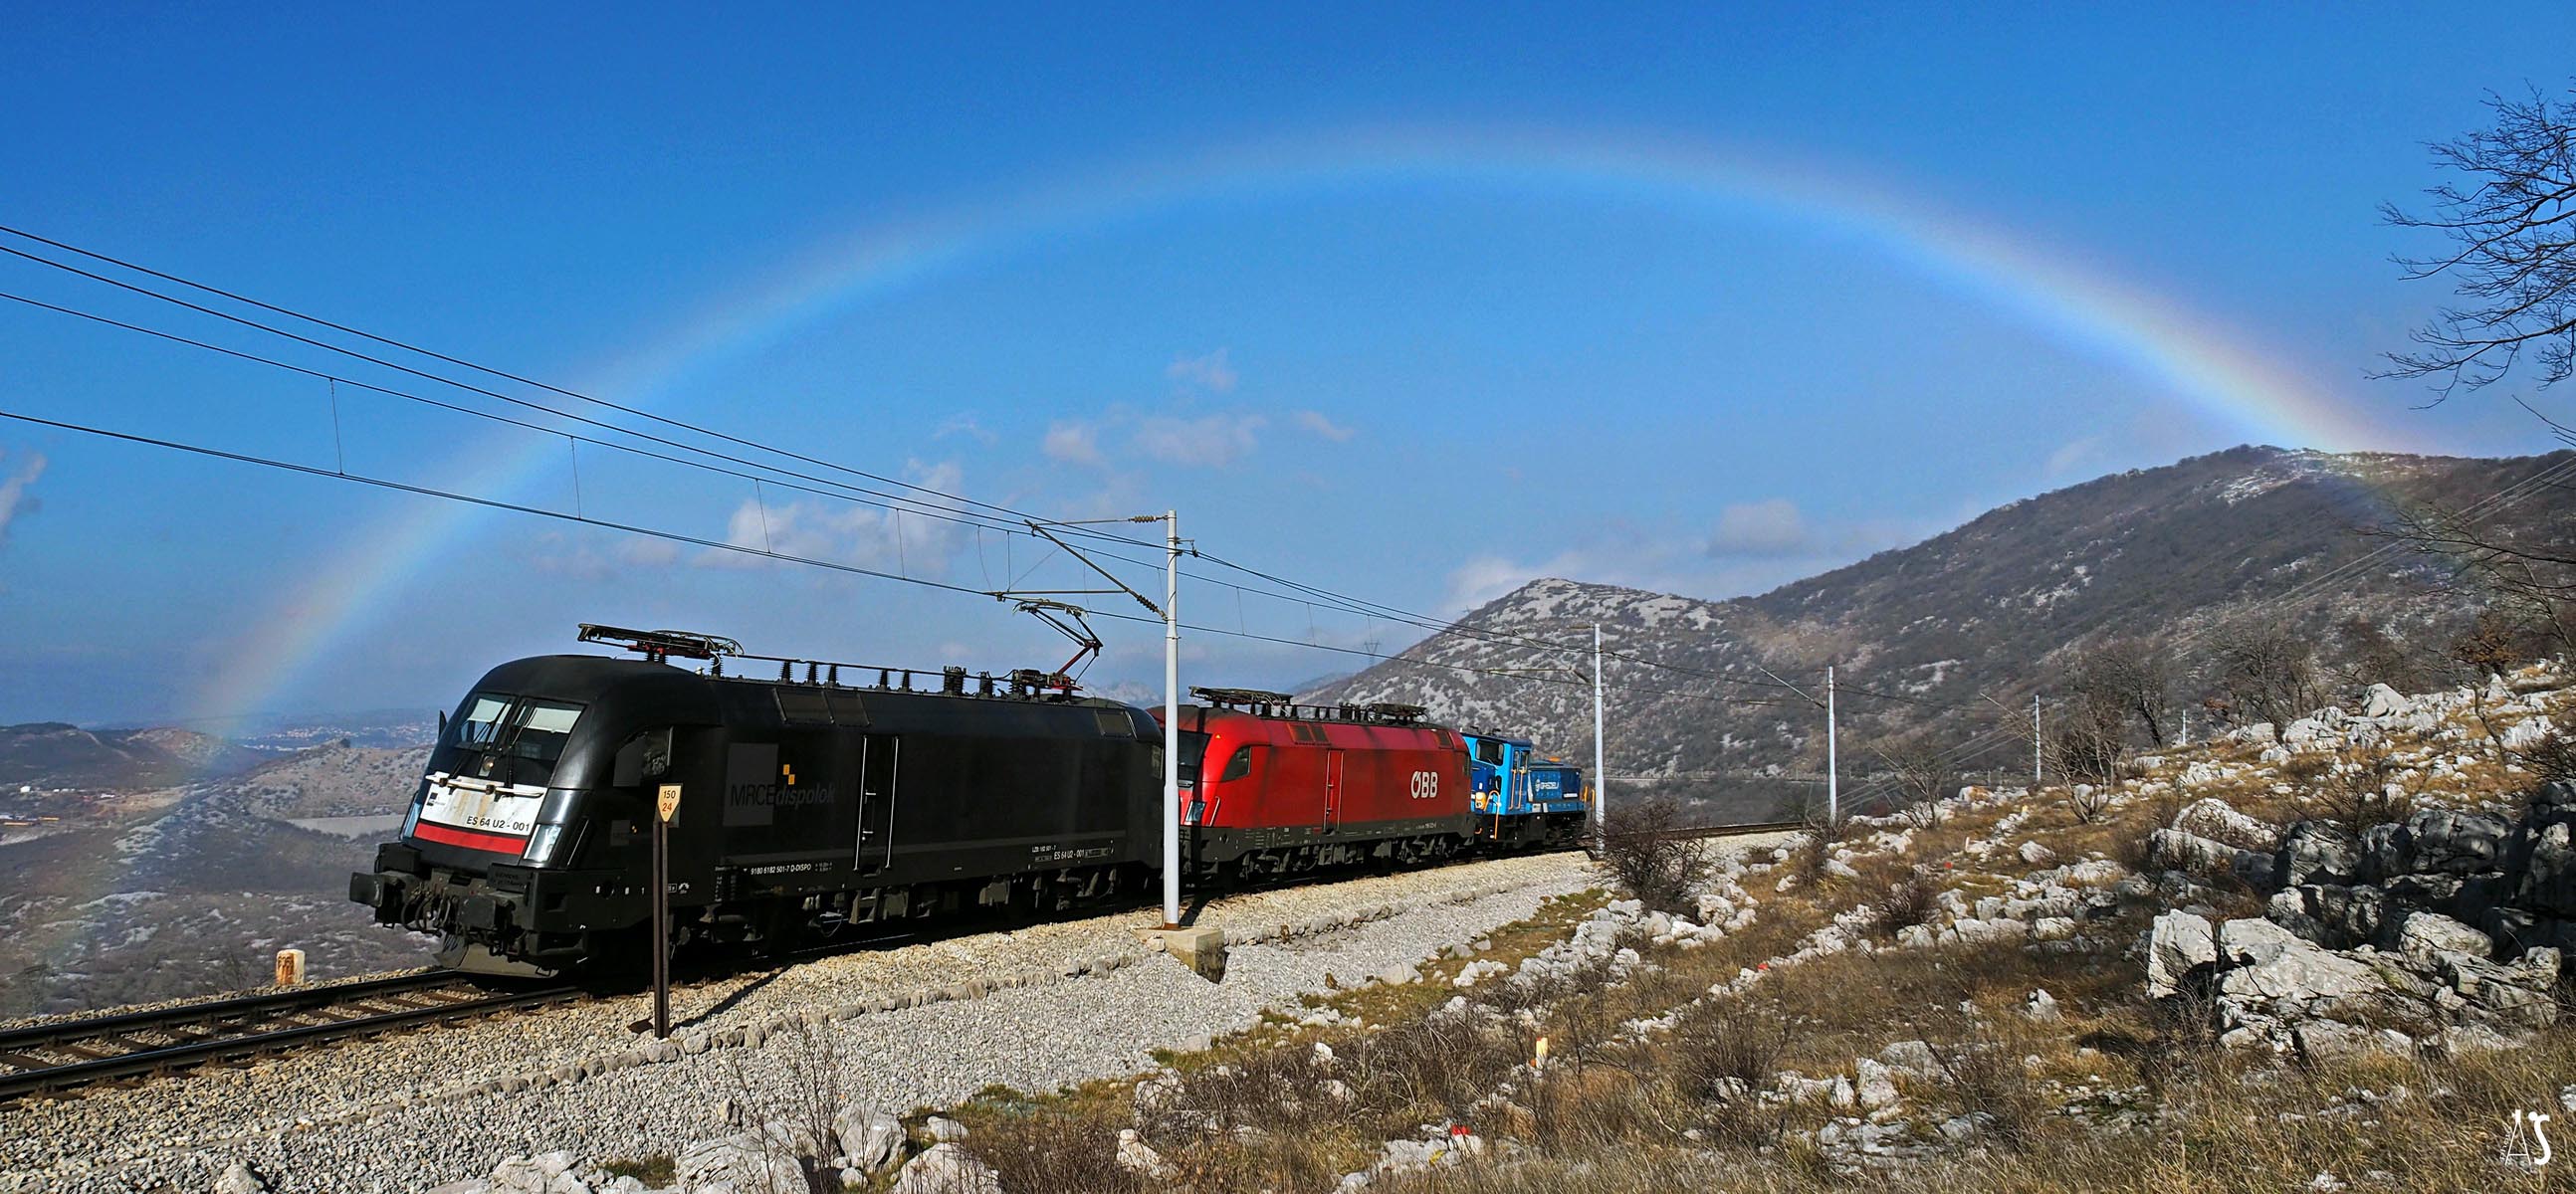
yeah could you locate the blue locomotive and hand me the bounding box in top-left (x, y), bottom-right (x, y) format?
top-left (1462, 730), bottom-right (1589, 848)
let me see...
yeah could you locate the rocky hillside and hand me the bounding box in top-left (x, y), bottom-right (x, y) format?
top-left (0, 741), bottom-right (433, 1017)
top-left (0, 722), bottom-right (253, 791)
top-left (233, 740), bottom-right (431, 819)
top-left (1308, 446), bottom-right (2576, 820)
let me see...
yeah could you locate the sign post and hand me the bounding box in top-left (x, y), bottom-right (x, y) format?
top-left (649, 783), bottom-right (681, 1040)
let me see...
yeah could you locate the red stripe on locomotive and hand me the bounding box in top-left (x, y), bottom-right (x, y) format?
top-left (1157, 704), bottom-right (1470, 833)
top-left (410, 821), bottom-right (531, 855)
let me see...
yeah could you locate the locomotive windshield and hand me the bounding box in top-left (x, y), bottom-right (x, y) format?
top-left (446, 693), bottom-right (587, 764)
top-left (1177, 730), bottom-right (1210, 788)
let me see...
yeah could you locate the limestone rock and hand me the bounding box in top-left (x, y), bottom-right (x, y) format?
top-left (1878, 1039), bottom-right (1937, 1078)
top-left (677, 1128), bottom-right (805, 1194)
top-left (1853, 1058), bottom-right (1901, 1110)
top-left (834, 1105), bottom-right (907, 1174)
top-left (2018, 841), bottom-right (2056, 866)
top-left (2519, 821), bottom-right (2576, 916)
top-left (2214, 929), bottom-right (2391, 1020)
top-left (214, 1164), bottom-right (268, 1194)
top-left (2219, 916), bottom-right (2305, 965)
top-left (2362, 684), bottom-right (2413, 718)
top-left (891, 1142), bottom-right (1002, 1194)
top-left (2389, 910), bottom-right (2494, 962)
top-left (2151, 829), bottom-right (2270, 889)
top-left (2147, 910), bottom-right (2217, 998)
top-left (2174, 798), bottom-right (2282, 852)
top-left (2277, 822), bottom-right (2359, 888)
top-left (2408, 809), bottom-right (2511, 876)
top-left (1116, 1128), bottom-right (1172, 1177)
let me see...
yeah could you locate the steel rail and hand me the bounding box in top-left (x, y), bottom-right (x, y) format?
top-left (0, 970), bottom-right (460, 1057)
top-left (1597, 819), bottom-right (1809, 844)
top-left (0, 974), bottom-right (580, 1100)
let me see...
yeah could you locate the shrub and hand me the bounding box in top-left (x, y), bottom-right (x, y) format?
top-left (2513, 720), bottom-right (2576, 784)
top-left (966, 1104), bottom-right (1144, 1194)
top-left (1869, 867), bottom-right (1940, 936)
top-left (1930, 1033), bottom-right (2047, 1150)
top-left (1598, 795), bottom-right (1708, 914)
top-left (1668, 1005), bottom-right (1789, 1100)
top-left (2296, 740), bottom-right (2417, 832)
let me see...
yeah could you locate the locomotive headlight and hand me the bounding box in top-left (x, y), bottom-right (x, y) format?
top-left (522, 823), bottom-right (566, 865)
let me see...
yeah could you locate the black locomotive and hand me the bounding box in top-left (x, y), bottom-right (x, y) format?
top-left (350, 628), bottom-right (1164, 975)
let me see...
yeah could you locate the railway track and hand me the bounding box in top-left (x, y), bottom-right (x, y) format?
top-left (0, 971), bottom-right (582, 1101)
top-left (1603, 819), bottom-right (1808, 843)
top-left (0, 838), bottom-right (1764, 1101)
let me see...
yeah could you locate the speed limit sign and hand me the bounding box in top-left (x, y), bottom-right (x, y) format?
top-left (656, 783), bottom-right (683, 824)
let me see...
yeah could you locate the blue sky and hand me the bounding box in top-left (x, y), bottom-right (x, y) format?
top-left (1, 5), bottom-right (2570, 725)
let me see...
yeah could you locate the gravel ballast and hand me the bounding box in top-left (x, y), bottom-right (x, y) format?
top-left (1, 850), bottom-right (1618, 1193)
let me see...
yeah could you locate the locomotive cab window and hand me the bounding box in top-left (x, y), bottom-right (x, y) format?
top-left (506, 700), bottom-right (585, 762)
top-left (450, 696), bottom-right (586, 763)
top-left (1217, 745), bottom-right (1253, 783)
top-left (1177, 730), bottom-right (1211, 788)
top-left (451, 694), bottom-right (512, 750)
top-left (1473, 739), bottom-right (1506, 765)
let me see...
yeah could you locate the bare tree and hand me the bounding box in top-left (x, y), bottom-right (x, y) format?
top-left (2067, 637), bottom-right (2178, 746)
top-left (2376, 501), bottom-right (2576, 659)
top-left (2206, 620), bottom-right (2326, 728)
top-left (2380, 84), bottom-right (2576, 400)
top-left (2049, 696), bottom-right (2129, 789)
top-left (2334, 614), bottom-right (2441, 697)
top-left (2453, 607), bottom-right (2550, 765)
top-left (1878, 735), bottom-right (1958, 829)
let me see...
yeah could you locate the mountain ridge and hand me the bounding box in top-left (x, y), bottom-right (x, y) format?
top-left (1305, 445), bottom-right (2576, 819)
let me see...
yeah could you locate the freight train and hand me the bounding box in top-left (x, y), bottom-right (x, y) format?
top-left (349, 626), bottom-right (1587, 975)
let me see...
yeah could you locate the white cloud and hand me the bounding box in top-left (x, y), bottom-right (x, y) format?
top-left (1445, 553), bottom-right (1553, 615)
top-left (935, 414), bottom-right (997, 446)
top-left (1291, 410), bottom-right (1356, 442)
top-left (619, 537), bottom-right (680, 567)
top-left (1134, 412), bottom-right (1267, 467)
top-left (699, 461), bottom-right (970, 575)
top-left (0, 449), bottom-right (46, 544)
top-left (529, 530), bottom-right (684, 580)
top-left (1166, 348), bottom-right (1238, 394)
top-left (1708, 498), bottom-right (1812, 557)
top-left (2044, 434), bottom-right (2104, 478)
top-left (1042, 421), bottom-right (1104, 466)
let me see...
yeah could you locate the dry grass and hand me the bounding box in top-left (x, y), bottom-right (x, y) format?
top-left (928, 688), bottom-right (2576, 1192)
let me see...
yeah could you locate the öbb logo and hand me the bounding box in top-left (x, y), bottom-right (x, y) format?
top-left (1409, 771), bottom-right (1440, 800)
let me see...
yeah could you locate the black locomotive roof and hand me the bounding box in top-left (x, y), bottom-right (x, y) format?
top-left (466, 653), bottom-right (1150, 728)
top-left (472, 655), bottom-right (717, 706)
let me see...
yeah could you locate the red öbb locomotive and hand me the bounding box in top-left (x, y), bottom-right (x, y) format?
top-left (1160, 687), bottom-right (1476, 881)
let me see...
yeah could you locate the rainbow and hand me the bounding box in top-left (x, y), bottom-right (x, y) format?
top-left (184, 123), bottom-right (2423, 733)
